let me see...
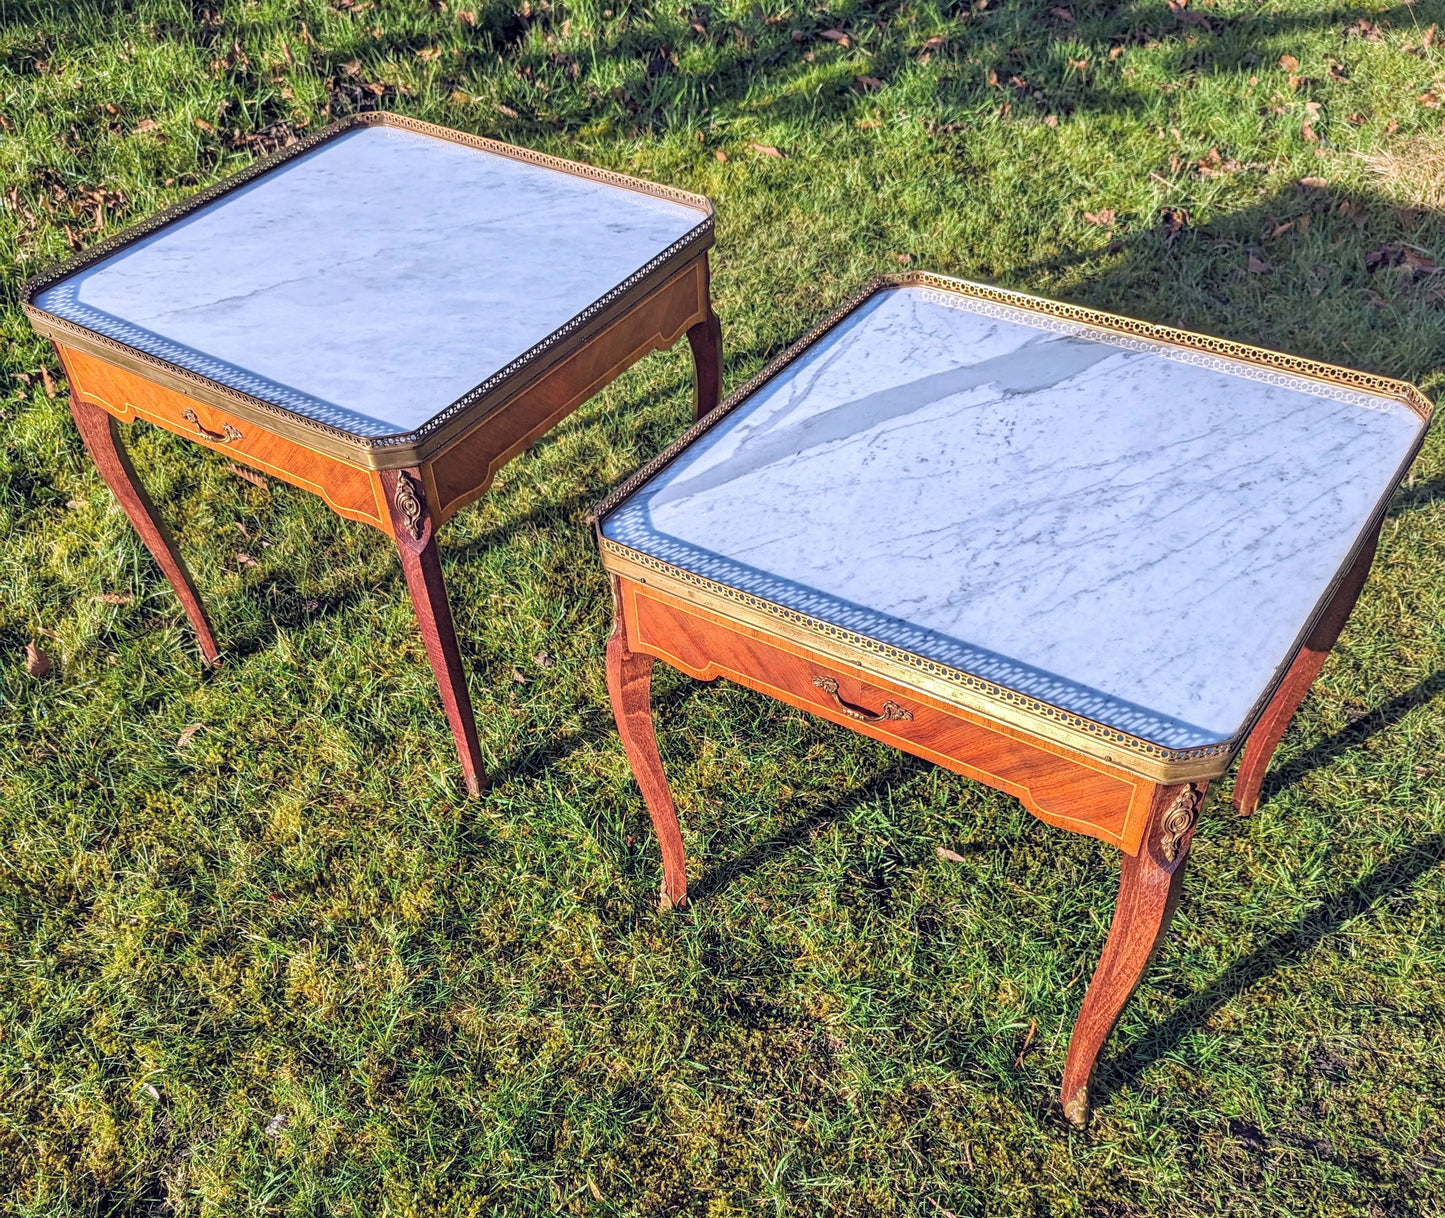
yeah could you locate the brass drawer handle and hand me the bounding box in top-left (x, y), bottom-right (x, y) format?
top-left (181, 408), bottom-right (242, 444)
top-left (811, 675), bottom-right (914, 723)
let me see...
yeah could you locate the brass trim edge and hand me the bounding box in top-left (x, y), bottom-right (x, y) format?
top-left (592, 272), bottom-right (1435, 784)
top-left (21, 112), bottom-right (715, 469)
top-left (601, 539), bottom-right (1230, 783)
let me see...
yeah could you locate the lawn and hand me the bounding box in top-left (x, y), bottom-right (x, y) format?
top-left (4, 0), bottom-right (1445, 1213)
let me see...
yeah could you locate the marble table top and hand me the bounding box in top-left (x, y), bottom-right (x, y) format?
top-left (601, 282), bottom-right (1426, 751)
top-left (32, 123), bottom-right (708, 439)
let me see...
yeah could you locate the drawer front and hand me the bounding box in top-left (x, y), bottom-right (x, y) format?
top-left (623, 580), bottom-right (1150, 852)
top-left (58, 344), bottom-right (389, 533)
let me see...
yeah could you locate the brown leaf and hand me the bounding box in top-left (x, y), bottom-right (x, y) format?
top-left (93, 593), bottom-right (135, 605)
top-left (1417, 91), bottom-right (1440, 108)
top-left (236, 552), bottom-right (259, 568)
top-left (228, 463), bottom-right (267, 488)
top-left (1404, 248), bottom-right (1439, 273)
top-left (853, 75), bottom-right (884, 91)
top-left (24, 641), bottom-right (51, 678)
top-left (1109, 45), bottom-right (1124, 59)
top-left (1303, 100), bottom-right (1322, 117)
top-left (1278, 54), bottom-right (1299, 71)
top-left (1287, 73), bottom-right (1304, 90)
top-left (340, 59), bottom-right (362, 76)
top-left (1043, 113), bottom-right (1059, 127)
top-left (986, 68), bottom-right (999, 87)
top-left (1247, 253), bottom-right (1274, 273)
top-left (714, 148), bottom-right (728, 161)
top-left (818, 28), bottom-right (850, 45)
top-left (39, 366), bottom-right (55, 398)
top-left (132, 118), bottom-right (160, 133)
top-left (533, 650), bottom-right (554, 668)
top-left (416, 46), bottom-right (442, 61)
top-left (457, 9), bottom-right (475, 23)
top-left (1426, 24), bottom-right (1437, 49)
top-left (195, 118), bottom-right (215, 133)
top-left (921, 35), bottom-right (947, 52)
top-left (1301, 121), bottom-right (1318, 142)
top-left (750, 143), bottom-right (785, 157)
top-left (176, 722), bottom-right (205, 749)
top-left (1051, 5), bottom-right (1074, 20)
top-left (936, 845), bottom-right (966, 863)
top-left (1083, 208), bottom-right (1116, 226)
top-left (1298, 175), bottom-right (1328, 187)
top-left (895, 252), bottom-right (913, 264)
top-left (790, 28), bottom-right (806, 42)
top-left (497, 103), bottom-right (519, 117)
top-left (511, 667), bottom-right (529, 684)
top-left (1268, 219), bottom-right (1294, 238)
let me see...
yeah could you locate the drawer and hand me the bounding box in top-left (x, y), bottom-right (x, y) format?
top-left (621, 578), bottom-right (1150, 852)
top-left (57, 343), bottom-right (389, 533)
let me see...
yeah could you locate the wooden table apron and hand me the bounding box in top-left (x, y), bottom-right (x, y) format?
top-left (53, 247), bottom-right (721, 798)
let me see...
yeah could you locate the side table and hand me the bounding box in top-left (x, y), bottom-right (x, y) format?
top-left (592, 274), bottom-right (1431, 1124)
top-left (22, 113), bottom-right (720, 796)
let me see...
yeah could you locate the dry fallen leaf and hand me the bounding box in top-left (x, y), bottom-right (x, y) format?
top-left (895, 252), bottom-right (913, 264)
top-left (93, 592), bottom-right (134, 605)
top-left (457, 9), bottom-right (476, 23)
top-left (340, 59), bottom-right (362, 76)
top-left (1109, 45), bottom-right (1124, 59)
top-left (1083, 208), bottom-right (1116, 226)
top-left (132, 118), bottom-right (160, 133)
top-left (25, 642), bottom-right (51, 678)
top-left (1298, 175), bottom-right (1328, 187)
top-left (853, 75), bottom-right (884, 91)
top-left (750, 143), bottom-right (785, 157)
top-left (497, 103), bottom-right (519, 117)
top-left (1247, 253), bottom-right (1274, 273)
top-left (177, 722), bottom-right (204, 749)
top-left (819, 28), bottom-right (850, 45)
top-left (264, 1113), bottom-right (289, 1139)
top-left (714, 148), bottom-right (728, 161)
top-left (936, 845), bottom-right (966, 863)
top-left (511, 667), bottom-right (529, 684)
top-left (228, 463), bottom-right (267, 488)
top-left (1044, 113), bottom-right (1059, 127)
top-left (195, 118), bottom-right (215, 133)
top-left (533, 650), bottom-right (553, 668)
top-left (1051, 6), bottom-right (1074, 21)
top-left (416, 45), bottom-right (442, 61)
top-left (1278, 53), bottom-right (1299, 71)
top-left (1301, 121), bottom-right (1318, 142)
top-left (236, 552), bottom-right (259, 568)
top-left (39, 366), bottom-right (55, 398)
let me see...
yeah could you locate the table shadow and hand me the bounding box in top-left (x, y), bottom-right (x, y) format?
top-left (1092, 828), bottom-right (1445, 1109)
top-left (1253, 670), bottom-right (1445, 808)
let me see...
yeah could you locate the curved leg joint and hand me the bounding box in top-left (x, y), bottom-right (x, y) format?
top-left (69, 392), bottom-right (220, 665)
top-left (1060, 780), bottom-right (1207, 1127)
top-left (606, 586), bottom-right (688, 909)
top-left (686, 308), bottom-right (723, 421)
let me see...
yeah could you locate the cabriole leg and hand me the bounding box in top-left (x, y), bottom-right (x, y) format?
top-left (69, 392), bottom-right (220, 665)
top-left (686, 308), bottom-right (723, 421)
top-left (1061, 780), bottom-right (1207, 1127)
top-left (385, 468), bottom-right (486, 798)
top-left (605, 587), bottom-right (688, 908)
top-left (1233, 533), bottom-right (1379, 816)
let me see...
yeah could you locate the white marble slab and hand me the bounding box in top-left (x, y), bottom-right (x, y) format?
top-left (35, 126), bottom-right (706, 437)
top-left (602, 285), bottom-right (1424, 748)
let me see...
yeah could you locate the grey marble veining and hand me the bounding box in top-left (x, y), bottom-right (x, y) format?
top-left (602, 285), bottom-right (1425, 748)
top-left (35, 126), bottom-right (706, 437)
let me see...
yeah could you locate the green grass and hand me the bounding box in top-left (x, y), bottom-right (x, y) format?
top-left (4, 0), bottom-right (1445, 1212)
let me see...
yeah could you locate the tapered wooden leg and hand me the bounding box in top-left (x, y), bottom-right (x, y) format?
top-left (383, 468), bottom-right (486, 798)
top-left (687, 307), bottom-right (723, 421)
top-left (606, 587), bottom-right (688, 908)
top-left (1233, 533), bottom-right (1380, 816)
top-left (1061, 780), bottom-right (1207, 1128)
top-left (69, 393), bottom-right (220, 665)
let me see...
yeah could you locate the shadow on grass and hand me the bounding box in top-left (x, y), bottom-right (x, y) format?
top-left (1253, 669), bottom-right (1445, 807)
top-left (1097, 828), bottom-right (1445, 1105)
top-left (688, 763), bottom-right (915, 903)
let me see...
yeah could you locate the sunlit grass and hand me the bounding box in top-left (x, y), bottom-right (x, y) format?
top-left (2, 0), bottom-right (1445, 1213)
